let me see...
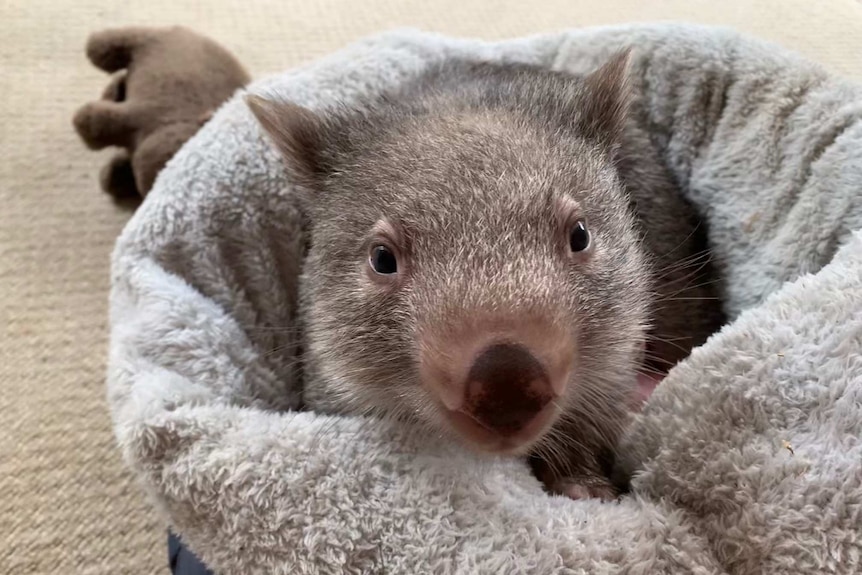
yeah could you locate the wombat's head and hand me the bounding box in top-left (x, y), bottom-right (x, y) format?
top-left (249, 51), bottom-right (651, 456)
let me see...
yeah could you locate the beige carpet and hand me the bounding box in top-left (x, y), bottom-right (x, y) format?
top-left (2, 1), bottom-right (861, 573)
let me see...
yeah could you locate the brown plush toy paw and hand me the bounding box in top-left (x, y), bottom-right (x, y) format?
top-left (73, 26), bottom-right (251, 198)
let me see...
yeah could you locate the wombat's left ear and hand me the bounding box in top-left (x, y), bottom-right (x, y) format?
top-left (246, 94), bottom-right (325, 186)
top-left (577, 48), bottom-right (634, 152)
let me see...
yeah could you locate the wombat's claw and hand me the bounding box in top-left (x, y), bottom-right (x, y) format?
top-left (551, 476), bottom-right (618, 501)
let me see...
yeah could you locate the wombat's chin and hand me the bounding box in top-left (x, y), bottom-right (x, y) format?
top-left (439, 400), bottom-right (562, 457)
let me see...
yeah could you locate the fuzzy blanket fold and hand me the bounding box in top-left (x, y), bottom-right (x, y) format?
top-left (107, 23), bottom-right (862, 574)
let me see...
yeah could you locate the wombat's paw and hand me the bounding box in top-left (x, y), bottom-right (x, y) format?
top-left (550, 475), bottom-right (619, 501)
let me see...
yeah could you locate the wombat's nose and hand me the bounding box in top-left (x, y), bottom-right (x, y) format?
top-left (463, 342), bottom-right (555, 436)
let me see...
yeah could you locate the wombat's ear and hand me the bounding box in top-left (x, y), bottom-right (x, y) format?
top-left (578, 48), bottom-right (633, 152)
top-left (246, 95), bottom-right (325, 185)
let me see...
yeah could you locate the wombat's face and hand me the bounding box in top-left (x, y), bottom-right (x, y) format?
top-left (249, 53), bottom-right (651, 456)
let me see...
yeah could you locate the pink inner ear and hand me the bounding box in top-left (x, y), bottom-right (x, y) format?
top-left (629, 340), bottom-right (665, 412)
top-left (631, 372), bottom-right (663, 411)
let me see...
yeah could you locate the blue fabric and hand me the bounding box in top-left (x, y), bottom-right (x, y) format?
top-left (168, 530), bottom-right (214, 575)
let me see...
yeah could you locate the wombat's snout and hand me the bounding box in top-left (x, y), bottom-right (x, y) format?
top-left (420, 321), bottom-right (574, 454)
top-left (464, 343), bottom-right (554, 435)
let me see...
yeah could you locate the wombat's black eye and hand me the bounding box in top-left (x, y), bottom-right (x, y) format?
top-left (569, 221), bottom-right (591, 253)
top-left (370, 245), bottom-right (398, 274)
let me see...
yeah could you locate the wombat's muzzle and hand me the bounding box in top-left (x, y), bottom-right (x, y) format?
top-left (419, 319), bottom-right (574, 453)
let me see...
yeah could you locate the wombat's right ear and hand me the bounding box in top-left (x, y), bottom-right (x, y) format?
top-left (577, 48), bottom-right (633, 152)
top-left (246, 95), bottom-right (324, 185)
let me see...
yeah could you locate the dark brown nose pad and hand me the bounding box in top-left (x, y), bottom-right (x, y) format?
top-left (464, 342), bottom-right (553, 436)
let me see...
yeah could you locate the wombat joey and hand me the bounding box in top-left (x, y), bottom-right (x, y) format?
top-left (247, 50), bottom-right (724, 500)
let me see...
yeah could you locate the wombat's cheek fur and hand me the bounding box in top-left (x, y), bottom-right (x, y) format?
top-left (296, 251), bottom-right (430, 420)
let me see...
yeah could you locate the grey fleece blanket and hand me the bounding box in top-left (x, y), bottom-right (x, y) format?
top-left (107, 23), bottom-right (862, 574)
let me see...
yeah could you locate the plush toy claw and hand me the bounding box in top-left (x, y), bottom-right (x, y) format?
top-left (73, 26), bottom-right (251, 198)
